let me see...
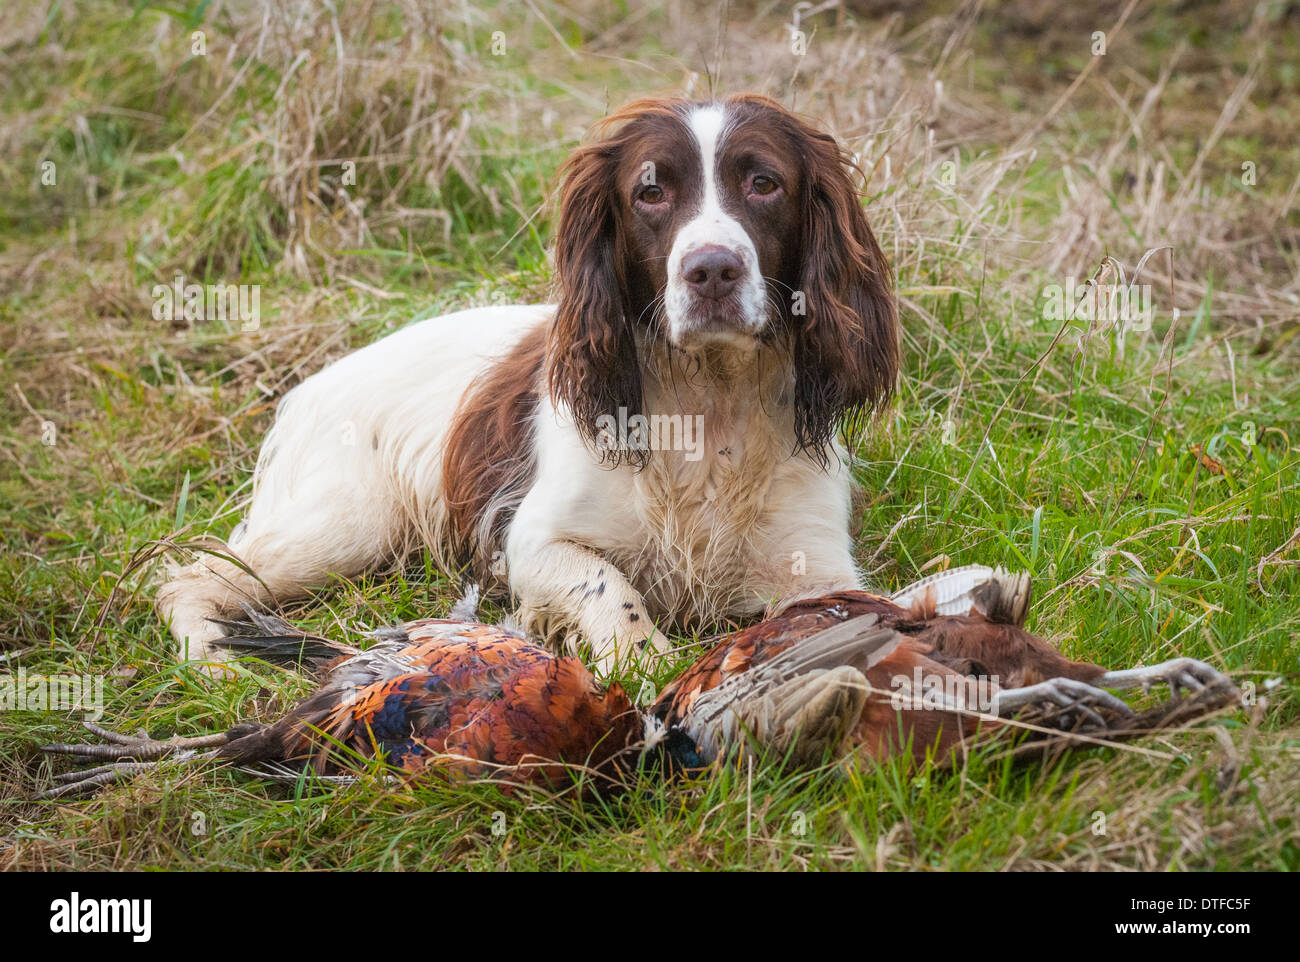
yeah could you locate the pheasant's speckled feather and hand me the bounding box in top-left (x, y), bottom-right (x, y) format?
top-left (674, 617), bottom-right (902, 767)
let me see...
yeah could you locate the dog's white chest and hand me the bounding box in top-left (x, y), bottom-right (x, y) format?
top-left (619, 432), bottom-right (780, 623)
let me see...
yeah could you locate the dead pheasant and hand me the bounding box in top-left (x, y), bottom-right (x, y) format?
top-left (651, 565), bottom-right (1239, 769)
top-left (40, 589), bottom-right (644, 798)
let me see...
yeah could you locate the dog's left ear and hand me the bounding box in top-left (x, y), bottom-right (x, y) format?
top-left (789, 121), bottom-right (898, 463)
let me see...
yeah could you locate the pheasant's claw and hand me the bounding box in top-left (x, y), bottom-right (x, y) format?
top-left (81, 722), bottom-right (153, 745)
top-left (992, 677), bottom-right (1135, 729)
top-left (41, 740), bottom-right (147, 761)
top-left (38, 723), bottom-right (230, 799)
top-left (38, 761), bottom-right (162, 800)
top-left (42, 728), bottom-right (227, 762)
top-left (1096, 658), bottom-right (1233, 699)
top-left (41, 720), bottom-right (154, 759)
top-left (53, 764), bottom-right (127, 782)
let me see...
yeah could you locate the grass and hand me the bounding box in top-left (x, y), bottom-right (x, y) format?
top-left (1, 0), bottom-right (1298, 870)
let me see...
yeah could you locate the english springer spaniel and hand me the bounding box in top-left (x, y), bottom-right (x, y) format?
top-left (157, 94), bottom-right (898, 675)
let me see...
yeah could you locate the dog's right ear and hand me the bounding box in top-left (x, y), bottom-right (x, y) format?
top-left (547, 140), bottom-right (645, 465)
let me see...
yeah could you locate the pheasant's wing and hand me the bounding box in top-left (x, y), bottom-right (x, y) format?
top-left (652, 593), bottom-right (908, 726)
top-left (672, 618), bottom-right (903, 767)
top-left (651, 632), bottom-right (766, 727)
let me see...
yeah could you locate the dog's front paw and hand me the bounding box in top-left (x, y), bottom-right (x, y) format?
top-left (580, 625), bottom-right (670, 679)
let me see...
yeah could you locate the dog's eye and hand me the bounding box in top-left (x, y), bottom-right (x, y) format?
top-left (637, 185), bottom-right (665, 205)
top-left (749, 175), bottom-right (779, 196)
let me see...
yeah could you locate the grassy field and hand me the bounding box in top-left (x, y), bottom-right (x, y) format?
top-left (1, 0), bottom-right (1297, 870)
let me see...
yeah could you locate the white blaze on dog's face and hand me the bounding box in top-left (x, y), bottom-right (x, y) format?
top-left (662, 105), bottom-right (770, 348)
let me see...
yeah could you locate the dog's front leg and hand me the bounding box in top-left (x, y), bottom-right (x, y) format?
top-left (504, 535), bottom-right (668, 677)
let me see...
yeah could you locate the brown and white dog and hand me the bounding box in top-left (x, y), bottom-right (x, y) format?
top-left (157, 94), bottom-right (899, 675)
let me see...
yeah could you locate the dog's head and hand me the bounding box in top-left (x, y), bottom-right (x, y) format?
top-left (548, 94), bottom-right (898, 463)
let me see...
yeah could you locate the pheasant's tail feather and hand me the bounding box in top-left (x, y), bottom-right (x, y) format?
top-left (974, 567), bottom-right (1033, 626)
top-left (892, 564), bottom-right (1031, 626)
top-left (208, 603), bottom-right (356, 669)
top-left (210, 603), bottom-right (299, 638)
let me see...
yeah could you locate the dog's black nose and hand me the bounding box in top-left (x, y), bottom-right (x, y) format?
top-left (681, 246), bottom-right (743, 300)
